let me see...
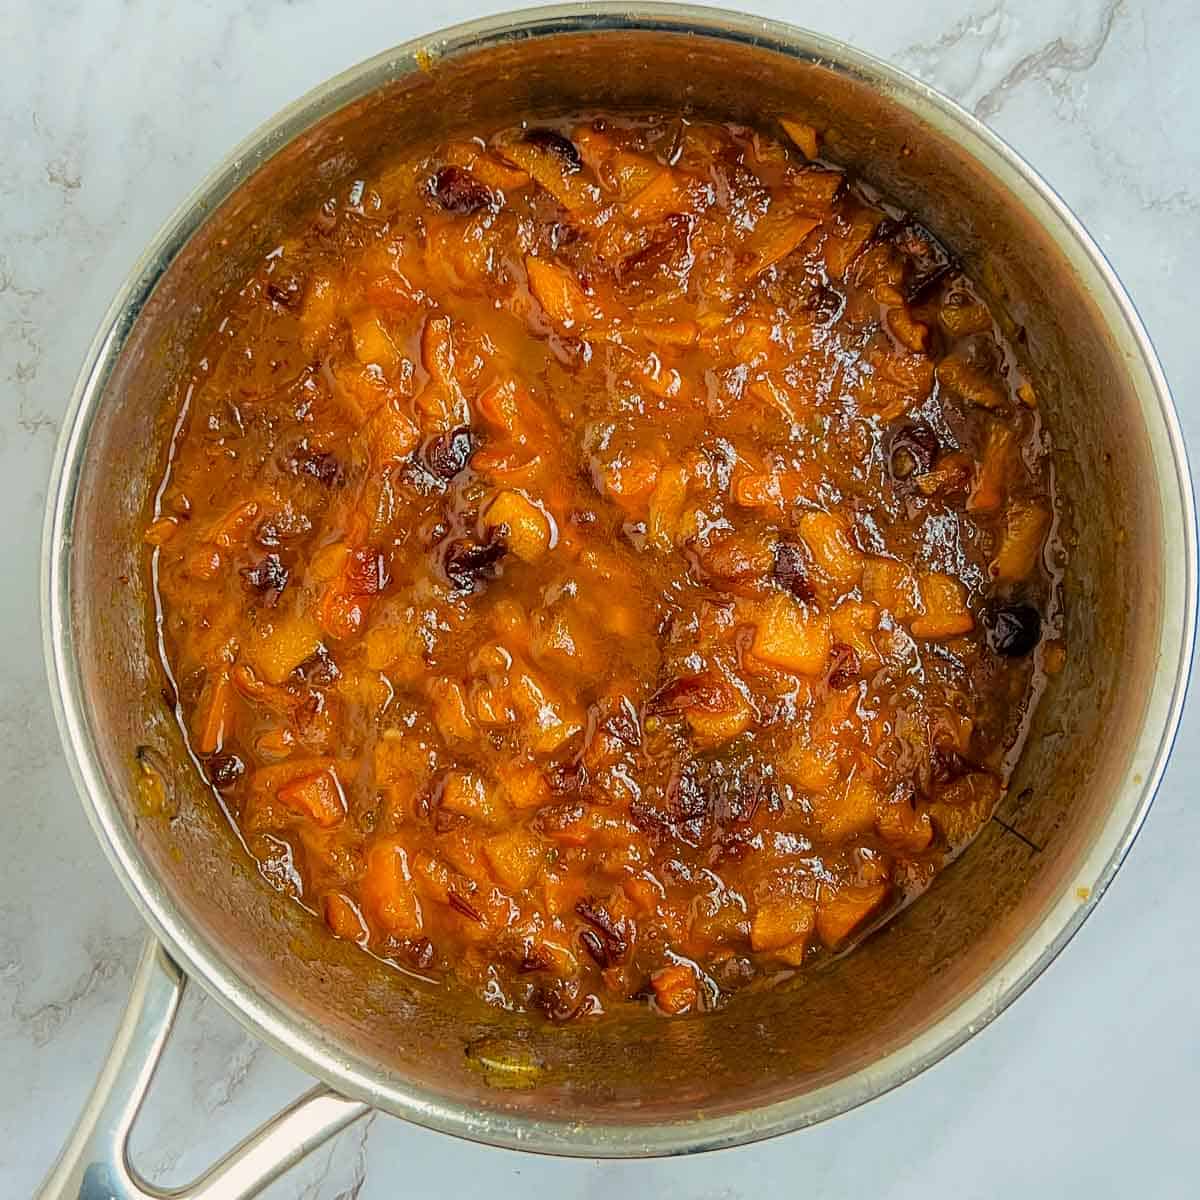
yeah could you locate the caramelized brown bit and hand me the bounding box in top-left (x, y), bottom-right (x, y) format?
top-left (524, 127), bottom-right (582, 170)
top-left (430, 165), bottom-right (494, 215)
top-left (772, 541), bottom-right (816, 600)
top-left (241, 554), bottom-right (289, 604)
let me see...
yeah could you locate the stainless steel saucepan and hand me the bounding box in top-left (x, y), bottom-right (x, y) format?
top-left (39, 5), bottom-right (1195, 1197)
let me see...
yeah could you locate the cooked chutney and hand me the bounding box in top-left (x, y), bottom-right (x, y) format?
top-left (148, 114), bottom-right (1062, 1019)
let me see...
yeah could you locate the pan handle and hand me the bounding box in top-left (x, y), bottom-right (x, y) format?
top-left (38, 936), bottom-right (371, 1200)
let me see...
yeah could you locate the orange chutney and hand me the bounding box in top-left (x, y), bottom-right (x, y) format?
top-left (147, 114), bottom-right (1062, 1019)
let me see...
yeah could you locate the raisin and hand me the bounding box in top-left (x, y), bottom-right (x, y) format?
top-left (575, 899), bottom-right (630, 964)
top-left (296, 647), bottom-right (340, 685)
top-left (890, 422), bottom-right (939, 480)
top-left (579, 928), bottom-right (609, 967)
top-left (772, 541), bottom-right (815, 600)
top-left (423, 427), bottom-right (474, 480)
top-left (241, 554), bottom-right (289, 604)
top-left (649, 672), bottom-right (731, 715)
top-left (287, 444), bottom-right (342, 486)
top-left (828, 643), bottom-right (861, 689)
top-left (890, 220), bottom-right (954, 302)
top-left (265, 275), bottom-right (302, 308)
top-left (524, 127), bottom-right (582, 170)
top-left (207, 753), bottom-right (245, 790)
top-left (931, 746), bottom-right (974, 785)
top-left (617, 213), bottom-right (693, 290)
top-left (430, 166), bottom-right (493, 215)
top-left (443, 531), bottom-right (507, 591)
top-left (345, 547), bottom-right (388, 596)
top-left (987, 603), bottom-right (1042, 657)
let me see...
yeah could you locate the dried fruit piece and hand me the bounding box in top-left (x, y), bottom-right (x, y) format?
top-left (430, 166), bottom-right (494, 215)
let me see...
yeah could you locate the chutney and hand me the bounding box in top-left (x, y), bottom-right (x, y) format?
top-left (147, 113), bottom-right (1062, 1019)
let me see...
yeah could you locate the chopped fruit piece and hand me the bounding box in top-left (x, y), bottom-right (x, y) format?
top-left (780, 117), bottom-right (820, 160)
top-left (650, 964), bottom-right (699, 1015)
top-left (526, 255), bottom-right (592, 329)
top-left (361, 840), bottom-right (424, 937)
top-left (797, 511), bottom-right (863, 590)
top-left (813, 775), bottom-right (878, 843)
top-left (323, 892), bottom-right (368, 941)
top-left (276, 767), bottom-right (346, 827)
top-left (439, 769), bottom-right (507, 827)
top-left (991, 500), bottom-right (1051, 583)
top-left (816, 883), bottom-right (890, 948)
top-left (484, 490), bottom-right (552, 562)
top-left (483, 828), bottom-right (545, 891)
top-left (910, 574), bottom-right (974, 640)
top-left (751, 896), bottom-right (816, 965)
top-left (752, 593), bottom-right (832, 676)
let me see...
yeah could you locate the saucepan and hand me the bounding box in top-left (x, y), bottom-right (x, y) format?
top-left (38, 4), bottom-right (1195, 1197)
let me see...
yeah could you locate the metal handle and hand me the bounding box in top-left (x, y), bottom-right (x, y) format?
top-left (38, 936), bottom-right (371, 1200)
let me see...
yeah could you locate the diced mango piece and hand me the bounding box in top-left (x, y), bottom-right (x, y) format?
top-left (798, 510), bottom-right (863, 589)
top-left (427, 677), bottom-right (475, 744)
top-left (360, 839), bottom-right (424, 937)
top-left (650, 964), bottom-right (699, 1015)
top-left (439, 769), bottom-right (507, 826)
top-left (646, 464), bottom-right (689, 552)
top-left (641, 319), bottom-right (698, 348)
top-left (496, 760), bottom-right (551, 810)
top-left (299, 274), bottom-right (340, 351)
top-left (939, 296), bottom-right (993, 337)
top-left (364, 620), bottom-right (423, 676)
top-left (626, 168), bottom-right (687, 222)
top-left (484, 490), bottom-right (552, 562)
top-left (830, 599), bottom-right (881, 670)
top-left (750, 895), bottom-right (816, 965)
top-left (470, 680), bottom-right (517, 728)
top-left (526, 255), bottom-right (591, 329)
top-left (323, 892), bottom-right (367, 942)
top-left (967, 423), bottom-right (1014, 513)
top-left (496, 139), bottom-right (597, 211)
top-left (747, 202), bottom-right (821, 278)
top-left (365, 397), bottom-right (419, 466)
top-left (350, 310), bottom-right (399, 371)
top-left (937, 355), bottom-right (1006, 410)
top-left (813, 775), bottom-right (878, 843)
top-left (483, 827), bottom-right (545, 891)
top-left (511, 670), bottom-right (584, 754)
top-left (685, 694), bottom-right (754, 747)
top-left (824, 208), bottom-right (880, 280)
top-left (752, 593), bottom-right (832, 676)
top-left (915, 451), bottom-right (973, 498)
top-left (276, 767), bottom-right (346, 827)
top-left (910, 573), bottom-right (974, 640)
top-left (780, 117), bottom-right (820, 160)
top-left (373, 731), bottom-right (429, 788)
top-left (443, 140), bottom-right (530, 190)
top-left (862, 557), bottom-right (920, 620)
top-left (779, 741), bottom-right (840, 792)
top-left (886, 306), bottom-right (929, 354)
top-left (816, 882), bottom-right (890, 948)
top-left (991, 500), bottom-right (1050, 583)
top-left (876, 797), bottom-right (934, 853)
top-left (597, 447), bottom-right (661, 515)
top-left (248, 615), bottom-right (322, 685)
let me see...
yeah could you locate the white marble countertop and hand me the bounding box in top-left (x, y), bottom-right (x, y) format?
top-left (4, 1), bottom-right (1198, 1195)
